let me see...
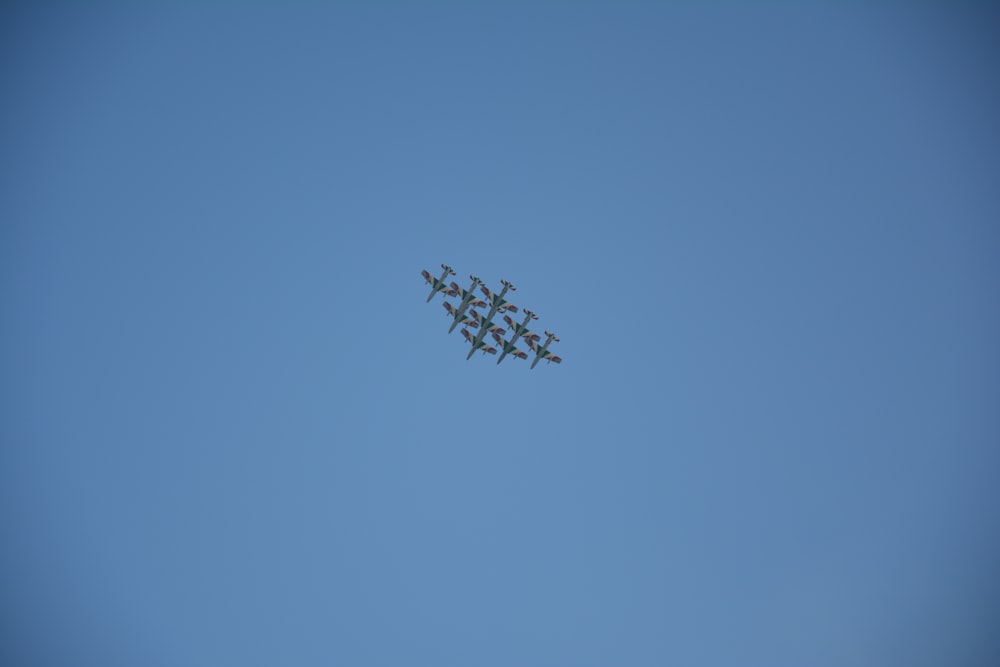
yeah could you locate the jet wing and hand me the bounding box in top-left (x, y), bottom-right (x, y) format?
top-left (514, 326), bottom-right (539, 342)
top-left (539, 348), bottom-right (562, 363)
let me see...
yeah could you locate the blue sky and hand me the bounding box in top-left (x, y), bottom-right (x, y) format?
top-left (2, 4), bottom-right (998, 666)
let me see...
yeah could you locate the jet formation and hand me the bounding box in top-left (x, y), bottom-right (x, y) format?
top-left (421, 264), bottom-right (563, 368)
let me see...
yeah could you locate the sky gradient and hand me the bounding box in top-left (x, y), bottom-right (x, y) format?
top-left (2, 4), bottom-right (999, 666)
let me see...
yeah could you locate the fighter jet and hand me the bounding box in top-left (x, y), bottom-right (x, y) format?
top-left (443, 304), bottom-right (481, 330)
top-left (528, 331), bottom-right (562, 369)
top-left (503, 310), bottom-right (541, 345)
top-left (466, 280), bottom-right (518, 358)
top-left (480, 279), bottom-right (519, 315)
top-left (421, 264), bottom-right (458, 302)
top-left (446, 275), bottom-right (488, 333)
top-left (491, 332), bottom-right (529, 364)
top-left (495, 310), bottom-right (540, 364)
top-left (464, 310), bottom-right (505, 334)
top-left (461, 328), bottom-right (497, 357)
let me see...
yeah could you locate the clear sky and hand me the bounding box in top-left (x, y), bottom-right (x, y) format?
top-left (2, 4), bottom-right (998, 666)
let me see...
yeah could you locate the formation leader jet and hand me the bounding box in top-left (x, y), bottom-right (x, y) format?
top-left (421, 264), bottom-right (457, 302)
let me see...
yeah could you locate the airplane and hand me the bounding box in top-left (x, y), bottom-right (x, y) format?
top-left (528, 331), bottom-right (562, 369)
top-left (491, 332), bottom-right (529, 364)
top-left (446, 275), bottom-right (489, 333)
top-left (461, 328), bottom-right (497, 357)
top-left (467, 279), bottom-right (518, 356)
top-left (421, 264), bottom-right (458, 302)
top-left (463, 309), bottom-right (506, 336)
top-left (494, 310), bottom-right (539, 364)
top-left (480, 279), bottom-right (519, 315)
top-left (443, 303), bottom-right (481, 330)
top-left (503, 310), bottom-right (541, 346)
